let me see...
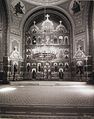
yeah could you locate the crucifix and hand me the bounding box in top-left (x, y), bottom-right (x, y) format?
top-left (60, 21), bottom-right (62, 25)
top-left (45, 14), bottom-right (50, 20)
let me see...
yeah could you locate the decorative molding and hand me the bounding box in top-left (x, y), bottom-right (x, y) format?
top-left (22, 0), bottom-right (68, 6)
top-left (10, 27), bottom-right (21, 35)
top-left (73, 46), bottom-right (86, 60)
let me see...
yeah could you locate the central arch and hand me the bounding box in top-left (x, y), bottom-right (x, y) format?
top-left (22, 7), bottom-right (73, 81)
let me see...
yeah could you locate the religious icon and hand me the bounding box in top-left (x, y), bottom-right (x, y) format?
top-left (27, 36), bottom-right (31, 45)
top-left (76, 40), bottom-right (84, 51)
top-left (32, 69), bottom-right (36, 79)
top-left (11, 1), bottom-right (25, 17)
top-left (27, 63), bottom-right (30, 72)
top-left (10, 46), bottom-right (22, 60)
top-left (32, 36), bottom-right (36, 44)
top-left (54, 63), bottom-right (58, 72)
top-left (71, 0), bottom-right (81, 14)
top-left (46, 36), bottom-right (50, 44)
top-left (76, 60), bottom-right (84, 75)
top-left (37, 63), bottom-right (41, 72)
top-left (54, 36), bottom-right (57, 44)
top-left (59, 68), bottom-right (64, 79)
top-left (38, 36), bottom-right (41, 44)
top-left (14, 2), bottom-right (24, 15)
top-left (64, 36), bottom-right (69, 45)
top-left (13, 63), bottom-right (18, 81)
top-left (59, 36), bottom-right (63, 44)
top-left (64, 62), bottom-right (69, 71)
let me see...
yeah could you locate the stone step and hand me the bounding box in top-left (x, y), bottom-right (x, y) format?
top-left (0, 115), bottom-right (93, 119)
top-left (0, 105), bottom-right (94, 115)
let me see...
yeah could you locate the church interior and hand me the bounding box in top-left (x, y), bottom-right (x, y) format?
top-left (0, 0), bottom-right (94, 82)
top-left (0, 0), bottom-right (94, 118)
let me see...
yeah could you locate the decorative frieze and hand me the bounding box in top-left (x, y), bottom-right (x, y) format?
top-left (10, 27), bottom-right (21, 35)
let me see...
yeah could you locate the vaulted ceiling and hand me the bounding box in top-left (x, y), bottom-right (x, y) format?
top-left (22, 0), bottom-right (69, 6)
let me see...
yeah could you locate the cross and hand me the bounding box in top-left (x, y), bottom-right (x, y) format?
top-left (60, 21), bottom-right (62, 25)
top-left (34, 21), bottom-right (36, 26)
top-left (78, 45), bottom-right (81, 50)
top-left (45, 14), bottom-right (50, 20)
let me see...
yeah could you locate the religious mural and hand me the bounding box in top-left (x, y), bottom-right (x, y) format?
top-left (69, 0), bottom-right (81, 14)
top-left (11, 0), bottom-right (25, 17)
top-left (9, 46), bottom-right (22, 63)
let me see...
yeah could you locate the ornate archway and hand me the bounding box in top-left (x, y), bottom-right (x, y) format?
top-left (23, 7), bottom-right (73, 80)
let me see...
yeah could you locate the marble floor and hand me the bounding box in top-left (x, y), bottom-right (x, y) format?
top-left (0, 81), bottom-right (94, 119)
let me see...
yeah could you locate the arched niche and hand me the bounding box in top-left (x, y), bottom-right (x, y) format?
top-left (21, 6), bottom-right (74, 80)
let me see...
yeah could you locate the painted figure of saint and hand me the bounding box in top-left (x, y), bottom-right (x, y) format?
top-left (72, 0), bottom-right (81, 14)
top-left (13, 63), bottom-right (18, 81)
top-left (14, 2), bottom-right (24, 15)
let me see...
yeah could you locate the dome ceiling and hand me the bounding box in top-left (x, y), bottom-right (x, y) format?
top-left (23, 0), bottom-right (69, 6)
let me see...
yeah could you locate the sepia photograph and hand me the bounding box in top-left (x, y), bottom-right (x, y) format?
top-left (0, 0), bottom-right (94, 118)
